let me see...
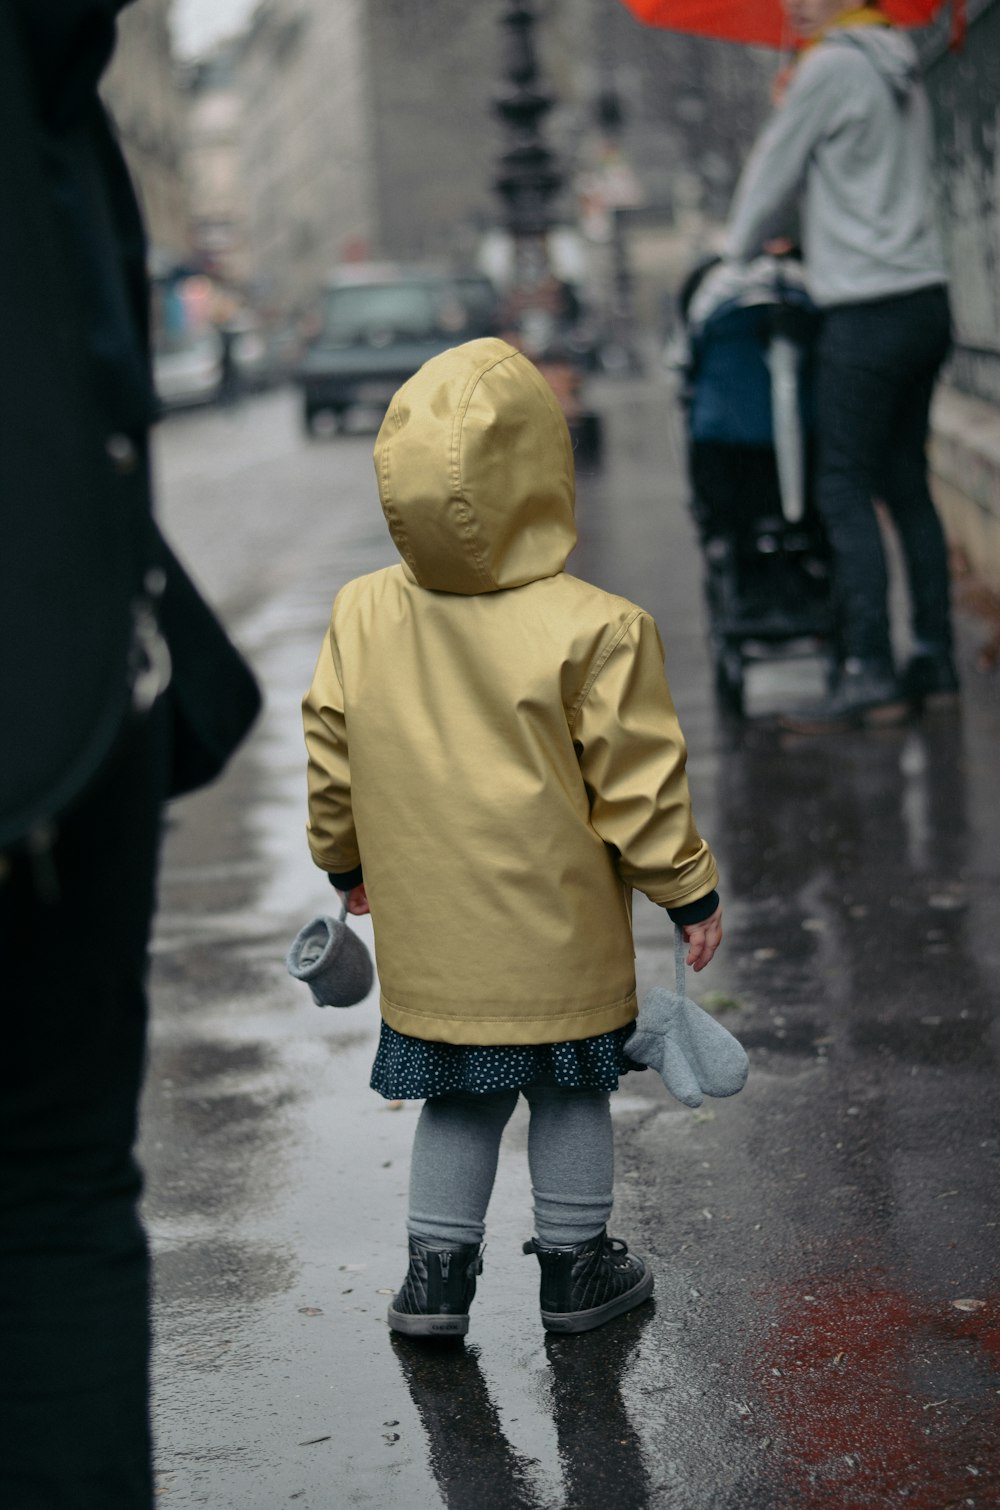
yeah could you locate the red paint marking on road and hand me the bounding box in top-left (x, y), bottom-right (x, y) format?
top-left (753, 1272), bottom-right (1000, 1507)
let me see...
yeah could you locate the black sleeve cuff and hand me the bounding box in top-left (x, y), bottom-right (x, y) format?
top-left (327, 864), bottom-right (364, 891)
top-left (666, 889), bottom-right (719, 926)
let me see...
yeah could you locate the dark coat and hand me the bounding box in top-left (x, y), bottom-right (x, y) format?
top-left (0, 0), bottom-right (260, 851)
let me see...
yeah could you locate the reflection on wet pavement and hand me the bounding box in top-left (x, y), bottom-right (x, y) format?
top-left (389, 1307), bottom-right (657, 1510)
top-left (390, 1338), bottom-right (540, 1508)
top-left (144, 387), bottom-right (1000, 1508)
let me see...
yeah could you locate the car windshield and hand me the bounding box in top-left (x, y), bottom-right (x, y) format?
top-left (320, 281), bottom-right (494, 347)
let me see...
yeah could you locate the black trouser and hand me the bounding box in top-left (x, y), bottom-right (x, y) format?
top-left (0, 709), bottom-right (168, 1509)
top-left (814, 284), bottom-right (953, 666)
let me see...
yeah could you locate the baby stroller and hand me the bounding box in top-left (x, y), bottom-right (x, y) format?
top-left (676, 255), bottom-right (836, 716)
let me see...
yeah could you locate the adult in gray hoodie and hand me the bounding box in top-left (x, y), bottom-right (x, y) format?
top-left (724, 0), bottom-right (955, 729)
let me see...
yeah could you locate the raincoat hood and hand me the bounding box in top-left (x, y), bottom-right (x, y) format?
top-left (829, 24), bottom-right (919, 100)
top-left (373, 338), bottom-right (577, 595)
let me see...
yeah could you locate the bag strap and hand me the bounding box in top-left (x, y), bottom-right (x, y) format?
top-left (674, 924), bottom-right (687, 996)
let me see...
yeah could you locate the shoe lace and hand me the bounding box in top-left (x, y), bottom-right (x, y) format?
top-left (606, 1236), bottom-right (631, 1267)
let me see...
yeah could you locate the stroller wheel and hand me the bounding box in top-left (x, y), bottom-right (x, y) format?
top-left (714, 644), bottom-right (745, 717)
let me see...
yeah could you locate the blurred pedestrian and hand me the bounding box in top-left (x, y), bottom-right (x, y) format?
top-left (723, 0), bottom-right (955, 730)
top-left (217, 322), bottom-right (243, 410)
top-left (303, 338), bottom-right (722, 1338)
top-left (0, 4), bottom-right (259, 1505)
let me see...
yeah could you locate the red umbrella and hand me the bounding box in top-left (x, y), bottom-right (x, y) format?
top-left (619, 0), bottom-right (960, 49)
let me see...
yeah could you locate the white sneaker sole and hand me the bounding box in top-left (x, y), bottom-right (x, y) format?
top-left (387, 1305), bottom-right (469, 1337)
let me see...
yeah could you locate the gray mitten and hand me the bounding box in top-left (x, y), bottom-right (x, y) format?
top-left (625, 927), bottom-right (748, 1108)
top-left (286, 902), bottom-right (374, 1008)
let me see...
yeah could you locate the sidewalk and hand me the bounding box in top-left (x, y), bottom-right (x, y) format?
top-left (146, 382), bottom-right (1000, 1509)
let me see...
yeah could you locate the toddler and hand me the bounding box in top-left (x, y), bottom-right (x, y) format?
top-left (303, 338), bottom-right (722, 1336)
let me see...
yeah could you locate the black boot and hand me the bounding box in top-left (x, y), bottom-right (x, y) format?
top-left (387, 1235), bottom-right (483, 1338)
top-left (901, 647), bottom-right (960, 707)
top-left (523, 1228), bottom-right (653, 1334)
top-left (779, 658), bottom-right (912, 733)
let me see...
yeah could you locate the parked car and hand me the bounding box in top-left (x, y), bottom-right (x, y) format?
top-left (153, 327), bottom-right (223, 411)
top-left (295, 265), bottom-right (498, 435)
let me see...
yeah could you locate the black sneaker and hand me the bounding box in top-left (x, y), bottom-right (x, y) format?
top-left (387, 1236), bottom-right (483, 1338)
top-left (523, 1229), bottom-right (653, 1334)
top-left (901, 649), bottom-right (960, 708)
top-left (779, 659), bottom-right (912, 733)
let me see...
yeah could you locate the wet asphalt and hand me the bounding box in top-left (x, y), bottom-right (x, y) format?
top-left (144, 379), bottom-right (1000, 1509)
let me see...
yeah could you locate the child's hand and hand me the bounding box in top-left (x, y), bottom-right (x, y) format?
top-left (684, 906), bottom-right (722, 971)
top-left (340, 882), bottom-right (370, 916)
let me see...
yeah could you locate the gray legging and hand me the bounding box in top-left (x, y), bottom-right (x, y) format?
top-left (407, 1086), bottom-right (614, 1248)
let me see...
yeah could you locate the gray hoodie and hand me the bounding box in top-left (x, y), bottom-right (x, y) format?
top-left (723, 26), bottom-right (948, 307)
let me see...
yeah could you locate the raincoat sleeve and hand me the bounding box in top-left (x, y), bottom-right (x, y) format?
top-left (723, 47), bottom-right (845, 262)
top-left (572, 612), bottom-right (718, 910)
top-left (302, 624), bottom-right (361, 882)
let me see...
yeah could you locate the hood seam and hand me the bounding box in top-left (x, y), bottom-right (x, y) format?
top-left (378, 391), bottom-right (421, 581)
top-left (448, 351), bottom-right (523, 593)
top-left (374, 339), bottom-right (576, 596)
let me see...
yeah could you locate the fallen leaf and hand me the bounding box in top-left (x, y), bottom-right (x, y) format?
top-left (698, 991), bottom-right (743, 1014)
top-left (952, 1298), bottom-right (985, 1312)
top-left (376, 1288), bottom-right (394, 1295)
top-left (298, 1307), bottom-right (323, 1316)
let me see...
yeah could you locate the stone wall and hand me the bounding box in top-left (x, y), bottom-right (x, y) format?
top-left (921, 0), bottom-right (1000, 589)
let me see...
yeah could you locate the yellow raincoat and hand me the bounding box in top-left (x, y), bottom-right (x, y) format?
top-left (303, 338), bottom-right (717, 1045)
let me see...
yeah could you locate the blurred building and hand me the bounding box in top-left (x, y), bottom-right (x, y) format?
top-left (237, 0), bottom-right (377, 315)
top-left (102, 0), bottom-right (192, 266)
top-left (183, 42), bottom-right (249, 286)
top-left (232, 0), bottom-right (772, 318)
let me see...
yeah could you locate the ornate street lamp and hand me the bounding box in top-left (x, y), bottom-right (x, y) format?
top-left (493, 1), bottom-right (601, 463)
top-left (493, 0), bottom-right (562, 346)
top-left (592, 71), bottom-right (642, 375)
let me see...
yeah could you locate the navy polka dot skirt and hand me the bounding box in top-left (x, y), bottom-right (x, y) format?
top-left (370, 1020), bottom-right (642, 1100)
